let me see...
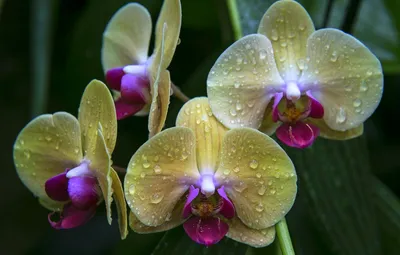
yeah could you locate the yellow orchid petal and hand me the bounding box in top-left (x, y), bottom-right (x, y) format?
top-left (124, 127), bottom-right (200, 227)
top-left (110, 167), bottom-right (128, 239)
top-left (13, 112), bottom-right (82, 207)
top-left (215, 128), bottom-right (297, 229)
top-left (306, 118), bottom-right (363, 140)
top-left (154, 0), bottom-right (181, 69)
top-left (259, 101), bottom-right (281, 136)
top-left (148, 70), bottom-right (171, 138)
top-left (226, 216), bottom-right (276, 248)
top-left (78, 80), bottom-right (117, 155)
top-left (129, 195), bottom-right (186, 233)
top-left (207, 34), bottom-right (284, 130)
top-left (258, 0), bottom-right (315, 81)
top-left (299, 29), bottom-right (383, 131)
top-left (176, 97), bottom-right (227, 175)
top-left (101, 3), bottom-right (151, 71)
top-left (87, 124), bottom-right (113, 225)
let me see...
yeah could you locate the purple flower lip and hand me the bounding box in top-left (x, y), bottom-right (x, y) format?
top-left (44, 163), bottom-right (100, 229)
top-left (182, 185), bottom-right (235, 246)
top-left (272, 91), bottom-right (324, 148)
top-left (105, 66), bottom-right (151, 120)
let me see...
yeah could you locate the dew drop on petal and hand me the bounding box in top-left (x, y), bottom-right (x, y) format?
top-left (249, 159), bottom-right (259, 169)
top-left (233, 166), bottom-right (240, 173)
top-left (140, 172), bottom-right (146, 178)
top-left (128, 184), bottom-right (136, 195)
top-left (255, 203), bottom-right (264, 212)
top-left (153, 165), bottom-right (162, 174)
top-left (142, 162), bottom-right (150, 168)
top-left (259, 50), bottom-right (267, 60)
top-left (353, 98), bottom-right (362, 107)
top-left (150, 192), bottom-right (164, 204)
top-left (258, 185), bottom-right (266, 195)
top-left (223, 169), bottom-right (231, 175)
top-left (271, 29), bottom-right (278, 41)
top-left (336, 107), bottom-right (347, 124)
top-left (233, 181), bottom-right (247, 193)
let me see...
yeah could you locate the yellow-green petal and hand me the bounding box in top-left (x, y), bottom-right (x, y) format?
top-left (87, 124), bottom-right (113, 225)
top-left (299, 29), bottom-right (383, 131)
top-left (110, 167), bottom-right (128, 239)
top-left (306, 118), bottom-right (363, 140)
top-left (13, 112), bottom-right (83, 209)
top-left (101, 3), bottom-right (151, 71)
top-left (78, 80), bottom-right (117, 155)
top-left (258, 0), bottom-right (315, 81)
top-left (259, 101), bottom-right (281, 136)
top-left (226, 216), bottom-right (276, 248)
top-left (207, 34), bottom-right (284, 130)
top-left (124, 127), bottom-right (200, 227)
top-left (154, 0), bottom-right (181, 69)
top-left (176, 97), bottom-right (227, 174)
top-left (148, 70), bottom-right (171, 138)
top-left (129, 195), bottom-right (186, 233)
top-left (215, 128), bottom-right (297, 229)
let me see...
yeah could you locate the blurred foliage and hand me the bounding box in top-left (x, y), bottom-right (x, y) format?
top-left (1, 0), bottom-right (400, 254)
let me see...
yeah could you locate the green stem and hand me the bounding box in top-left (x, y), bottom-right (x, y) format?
top-left (226, 0), bottom-right (243, 40)
top-left (31, 0), bottom-right (56, 117)
top-left (276, 218), bottom-right (295, 255)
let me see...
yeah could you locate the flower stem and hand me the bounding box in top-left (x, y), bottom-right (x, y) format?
top-left (31, 0), bottom-right (56, 117)
top-left (276, 218), bottom-right (295, 255)
top-left (171, 83), bottom-right (190, 102)
top-left (226, 0), bottom-right (242, 40)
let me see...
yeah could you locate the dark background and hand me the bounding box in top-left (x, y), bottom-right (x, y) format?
top-left (1, 0), bottom-right (399, 254)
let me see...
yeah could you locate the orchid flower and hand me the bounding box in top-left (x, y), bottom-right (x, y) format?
top-left (13, 80), bottom-right (128, 239)
top-left (102, 0), bottom-right (182, 137)
top-left (124, 97), bottom-right (297, 247)
top-left (207, 0), bottom-right (383, 148)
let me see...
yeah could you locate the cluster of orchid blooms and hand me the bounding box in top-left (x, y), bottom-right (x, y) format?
top-left (13, 0), bottom-right (383, 248)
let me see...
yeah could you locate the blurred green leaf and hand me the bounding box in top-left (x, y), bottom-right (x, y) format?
top-left (235, 0), bottom-right (400, 74)
top-left (152, 227), bottom-right (248, 255)
top-left (372, 177), bottom-right (400, 255)
top-left (283, 136), bottom-right (381, 255)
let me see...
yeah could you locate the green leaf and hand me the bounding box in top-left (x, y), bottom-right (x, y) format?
top-left (234, 0), bottom-right (400, 74)
top-left (283, 136), bottom-right (381, 255)
top-left (152, 227), bottom-right (248, 255)
top-left (372, 177), bottom-right (400, 255)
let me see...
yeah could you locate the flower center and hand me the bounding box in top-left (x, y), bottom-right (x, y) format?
top-left (191, 194), bottom-right (221, 217)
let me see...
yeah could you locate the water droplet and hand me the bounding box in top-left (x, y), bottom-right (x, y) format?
top-left (223, 169), bottom-right (231, 175)
top-left (230, 108), bottom-right (237, 116)
top-left (256, 173), bottom-right (262, 178)
top-left (353, 98), bottom-right (362, 107)
top-left (298, 24), bottom-right (305, 31)
top-left (271, 29), bottom-right (278, 41)
top-left (150, 192), bottom-right (164, 204)
top-left (280, 41), bottom-right (287, 47)
top-left (45, 136), bottom-right (52, 142)
top-left (330, 51), bottom-right (338, 62)
top-left (181, 151), bottom-right (188, 160)
top-left (259, 50), bottom-right (267, 60)
top-left (258, 185), bottom-right (266, 195)
top-left (128, 184), bottom-right (136, 195)
top-left (360, 81), bottom-right (368, 92)
top-left (233, 166), bottom-right (240, 173)
top-left (366, 70), bottom-right (373, 76)
top-left (236, 57), bottom-right (243, 65)
top-left (154, 155), bottom-right (160, 162)
top-left (336, 107), bottom-right (347, 124)
top-left (153, 165), bottom-right (162, 174)
top-left (234, 81), bottom-right (240, 88)
top-left (140, 172), bottom-right (146, 178)
top-left (142, 162), bottom-right (150, 168)
top-left (236, 102), bottom-right (243, 111)
top-left (255, 203), bottom-right (264, 212)
top-left (297, 58), bottom-right (305, 70)
top-left (270, 189), bottom-right (276, 194)
top-left (249, 159), bottom-right (259, 169)
top-left (279, 55), bottom-right (286, 62)
top-left (24, 151), bottom-right (30, 159)
top-left (233, 181), bottom-right (247, 192)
